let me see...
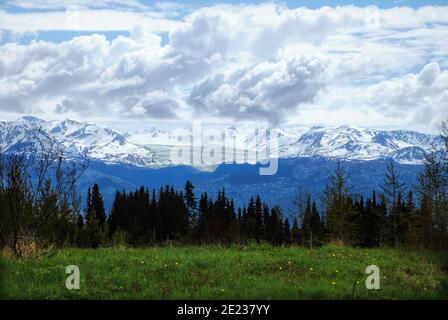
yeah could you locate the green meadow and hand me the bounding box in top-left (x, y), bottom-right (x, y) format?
top-left (1, 244), bottom-right (447, 300)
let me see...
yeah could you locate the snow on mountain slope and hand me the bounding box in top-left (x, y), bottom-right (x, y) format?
top-left (0, 116), bottom-right (443, 167)
top-left (0, 116), bottom-right (72, 156)
top-left (276, 125), bottom-right (442, 164)
top-left (44, 119), bottom-right (156, 167)
top-left (0, 117), bottom-right (156, 167)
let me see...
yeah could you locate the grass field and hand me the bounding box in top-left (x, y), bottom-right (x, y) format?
top-left (1, 244), bottom-right (447, 299)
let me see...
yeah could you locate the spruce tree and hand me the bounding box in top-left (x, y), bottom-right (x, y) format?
top-left (184, 180), bottom-right (198, 226)
top-left (255, 195), bottom-right (263, 243)
top-left (197, 192), bottom-right (209, 241)
top-left (246, 197), bottom-right (256, 240)
top-left (262, 204), bottom-right (272, 242)
top-left (346, 196), bottom-right (364, 246)
top-left (310, 201), bottom-right (323, 246)
top-left (85, 187), bottom-right (92, 224)
top-left (381, 160), bottom-right (405, 207)
top-left (90, 184), bottom-right (106, 226)
top-left (381, 161), bottom-right (406, 245)
top-left (149, 189), bottom-right (159, 242)
top-left (323, 162), bottom-right (351, 243)
top-left (301, 195), bottom-right (313, 247)
top-left (417, 151), bottom-right (448, 248)
top-left (377, 194), bottom-right (388, 247)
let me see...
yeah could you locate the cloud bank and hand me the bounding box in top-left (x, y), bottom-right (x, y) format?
top-left (0, 3), bottom-right (447, 129)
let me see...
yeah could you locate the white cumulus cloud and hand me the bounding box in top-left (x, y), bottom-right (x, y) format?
top-left (0, 3), bottom-right (447, 129)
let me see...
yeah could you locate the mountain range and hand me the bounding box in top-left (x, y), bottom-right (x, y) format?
top-left (0, 116), bottom-right (442, 212)
top-left (0, 116), bottom-right (442, 166)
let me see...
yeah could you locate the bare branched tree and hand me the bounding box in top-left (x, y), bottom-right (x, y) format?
top-left (0, 127), bottom-right (88, 258)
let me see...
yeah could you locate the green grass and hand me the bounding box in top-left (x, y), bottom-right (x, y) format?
top-left (1, 244), bottom-right (447, 299)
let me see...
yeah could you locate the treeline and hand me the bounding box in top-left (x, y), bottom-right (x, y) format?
top-left (301, 161), bottom-right (447, 249)
top-left (75, 181), bottom-right (291, 247)
top-left (64, 122), bottom-right (448, 249)
top-left (1, 123), bottom-right (447, 257)
top-left (73, 156), bottom-right (447, 249)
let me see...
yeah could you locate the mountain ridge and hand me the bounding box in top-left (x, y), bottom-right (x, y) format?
top-left (0, 116), bottom-right (443, 167)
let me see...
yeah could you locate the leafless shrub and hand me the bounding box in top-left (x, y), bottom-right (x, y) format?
top-left (0, 128), bottom-right (88, 259)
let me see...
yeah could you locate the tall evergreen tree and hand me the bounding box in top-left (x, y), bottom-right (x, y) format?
top-left (255, 195), bottom-right (263, 243)
top-left (301, 195), bottom-right (313, 247)
top-left (310, 200), bottom-right (323, 246)
top-left (323, 162), bottom-right (352, 243)
top-left (85, 187), bottom-right (92, 224)
top-left (381, 160), bottom-right (405, 207)
top-left (417, 151), bottom-right (448, 248)
top-left (90, 184), bottom-right (106, 226)
top-left (184, 180), bottom-right (198, 226)
top-left (347, 196), bottom-right (364, 246)
top-left (381, 161), bottom-right (406, 245)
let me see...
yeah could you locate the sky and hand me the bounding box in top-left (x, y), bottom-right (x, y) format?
top-left (0, 0), bottom-right (447, 133)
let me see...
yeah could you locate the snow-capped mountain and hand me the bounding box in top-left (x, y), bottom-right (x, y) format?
top-left (240, 125), bottom-right (442, 164)
top-left (0, 116), bottom-right (70, 156)
top-left (0, 116), bottom-right (156, 167)
top-left (0, 116), bottom-right (443, 167)
top-left (274, 126), bottom-right (442, 164)
top-left (3, 116), bottom-right (442, 210)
